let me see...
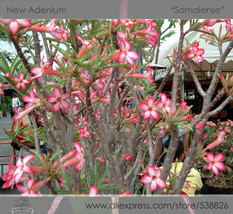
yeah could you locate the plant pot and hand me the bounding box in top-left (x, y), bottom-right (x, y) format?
top-left (200, 168), bottom-right (214, 184)
top-left (205, 179), bottom-right (233, 194)
top-left (11, 207), bottom-right (34, 214)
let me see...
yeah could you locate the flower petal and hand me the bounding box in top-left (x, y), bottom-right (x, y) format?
top-left (147, 97), bottom-right (155, 107)
top-left (156, 178), bottom-right (166, 188)
top-left (206, 153), bottom-right (214, 162)
top-left (141, 175), bottom-right (152, 184)
top-left (9, 21), bottom-right (19, 35)
top-left (215, 153), bottom-right (224, 162)
top-left (150, 181), bottom-right (158, 192)
top-left (53, 87), bottom-right (61, 98)
top-left (139, 103), bottom-right (148, 111)
top-left (52, 103), bottom-right (60, 112)
top-left (147, 165), bottom-right (156, 177)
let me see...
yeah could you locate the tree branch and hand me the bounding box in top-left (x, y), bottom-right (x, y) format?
top-left (208, 95), bottom-right (233, 117)
top-left (187, 60), bottom-right (206, 97)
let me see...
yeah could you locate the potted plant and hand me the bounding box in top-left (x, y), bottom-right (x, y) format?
top-left (198, 120), bottom-right (233, 193)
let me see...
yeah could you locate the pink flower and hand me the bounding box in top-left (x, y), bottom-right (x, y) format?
top-left (0, 19), bottom-right (31, 35)
top-left (22, 89), bottom-right (41, 109)
top-left (158, 125), bottom-right (169, 135)
top-left (58, 142), bottom-right (85, 172)
top-left (118, 40), bottom-right (140, 66)
top-left (59, 23), bottom-right (69, 40)
top-left (13, 105), bottom-right (39, 122)
top-left (203, 134), bottom-right (209, 141)
top-left (202, 19), bottom-right (223, 27)
top-left (203, 131), bottom-right (226, 152)
top-left (139, 97), bottom-right (159, 120)
top-left (157, 93), bottom-right (172, 113)
top-left (96, 155), bottom-right (105, 165)
top-left (204, 153), bottom-right (225, 176)
top-left (187, 42), bottom-right (205, 65)
top-left (47, 87), bottom-right (71, 112)
top-left (75, 34), bottom-right (97, 59)
top-left (120, 19), bottom-right (135, 27)
top-left (112, 19), bottom-right (119, 27)
top-left (230, 147), bottom-right (233, 152)
top-left (5, 72), bottom-right (11, 78)
top-left (77, 117), bottom-right (88, 126)
top-left (79, 125), bottom-right (91, 139)
top-left (119, 191), bottom-right (131, 197)
top-left (196, 121), bottom-right (205, 135)
top-left (72, 141), bottom-right (85, 171)
top-left (200, 27), bottom-right (215, 42)
top-left (117, 31), bottom-right (128, 40)
top-left (14, 154), bottom-right (35, 183)
top-left (207, 121), bottom-right (216, 127)
top-left (1, 156), bottom-right (17, 190)
top-left (141, 166), bottom-right (166, 192)
top-left (89, 186), bottom-right (98, 196)
top-left (0, 83), bottom-right (5, 95)
top-left (30, 60), bottom-right (62, 81)
top-left (31, 20), bottom-right (63, 41)
top-left (137, 26), bottom-right (159, 46)
top-left (121, 154), bottom-right (133, 162)
top-left (13, 73), bottom-right (30, 90)
top-left (16, 178), bottom-right (39, 196)
top-left (127, 66), bottom-right (153, 85)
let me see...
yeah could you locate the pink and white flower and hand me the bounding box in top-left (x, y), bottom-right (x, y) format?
top-left (89, 186), bottom-right (98, 196)
top-left (13, 154), bottom-right (35, 183)
top-left (30, 60), bottom-right (62, 81)
top-left (0, 19), bottom-right (31, 35)
top-left (121, 154), bottom-right (133, 162)
top-left (204, 153), bottom-right (225, 176)
top-left (157, 93), bottom-right (172, 113)
top-left (79, 125), bottom-right (91, 139)
top-left (13, 73), bottom-right (30, 90)
top-left (16, 178), bottom-right (49, 196)
top-left (139, 97), bottom-right (159, 120)
top-left (118, 39), bottom-right (140, 66)
top-left (47, 87), bottom-right (71, 112)
top-left (187, 42), bottom-right (205, 65)
top-left (141, 166), bottom-right (166, 192)
top-left (73, 142), bottom-right (85, 171)
top-left (22, 89), bottom-right (41, 109)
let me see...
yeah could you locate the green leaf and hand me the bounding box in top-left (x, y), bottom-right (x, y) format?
top-left (57, 190), bottom-right (72, 194)
top-left (40, 84), bottom-right (60, 92)
top-left (43, 37), bottom-right (67, 45)
top-left (153, 105), bottom-right (170, 121)
top-left (174, 122), bottom-right (193, 131)
top-left (96, 30), bottom-right (110, 38)
top-left (29, 149), bottom-right (43, 162)
top-left (97, 167), bottom-right (108, 186)
top-left (133, 45), bottom-right (154, 58)
top-left (155, 122), bottom-right (170, 127)
top-left (103, 63), bottom-right (128, 69)
top-left (11, 58), bottom-right (22, 74)
top-left (51, 44), bottom-right (70, 60)
top-left (137, 62), bottom-right (150, 71)
top-left (50, 150), bottom-right (63, 162)
top-left (0, 63), bottom-right (9, 74)
top-left (89, 40), bottom-right (99, 65)
top-left (98, 185), bottom-right (118, 192)
top-left (92, 160), bottom-right (98, 186)
top-left (0, 57), bottom-right (10, 71)
top-left (0, 24), bottom-right (10, 35)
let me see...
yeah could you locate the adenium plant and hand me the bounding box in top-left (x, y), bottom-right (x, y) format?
top-left (0, 19), bottom-right (232, 196)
